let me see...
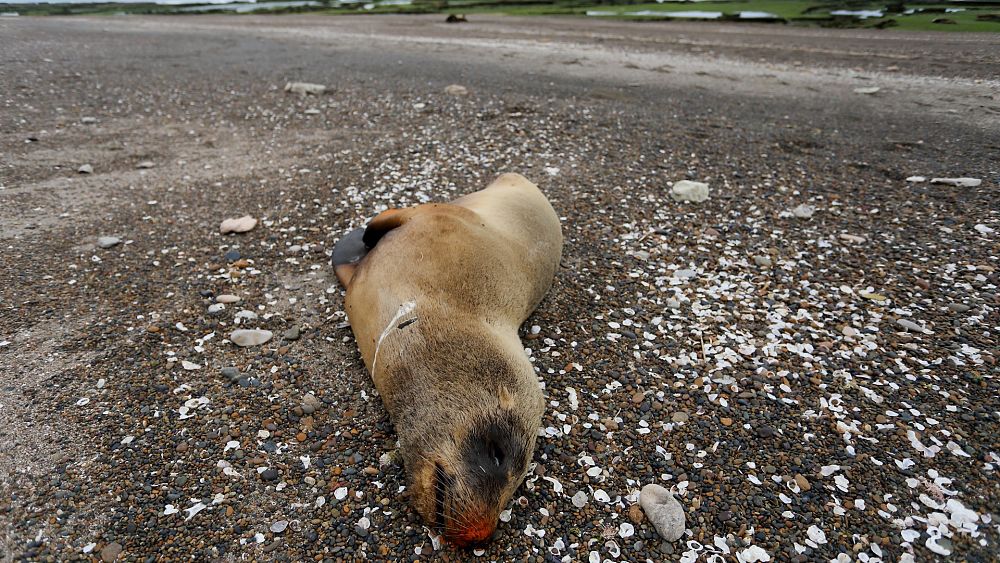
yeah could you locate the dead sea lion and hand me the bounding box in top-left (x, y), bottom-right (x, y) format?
top-left (332, 173), bottom-right (562, 546)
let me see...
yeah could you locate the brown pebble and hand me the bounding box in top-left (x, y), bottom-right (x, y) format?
top-left (176, 443), bottom-right (189, 453)
top-left (296, 432), bottom-right (307, 442)
top-left (794, 474), bottom-right (811, 492)
top-left (628, 503), bottom-right (644, 524)
top-left (720, 417), bottom-right (733, 427)
top-left (232, 259), bottom-right (250, 268)
top-left (147, 325), bottom-right (160, 333)
top-left (100, 542), bottom-right (123, 562)
top-left (363, 466), bottom-right (378, 476)
top-left (631, 391), bottom-right (645, 404)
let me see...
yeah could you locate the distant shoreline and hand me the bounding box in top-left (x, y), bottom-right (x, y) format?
top-left (2, 0), bottom-right (999, 33)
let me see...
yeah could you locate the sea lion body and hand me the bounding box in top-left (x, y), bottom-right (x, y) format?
top-left (335, 173), bottom-right (562, 546)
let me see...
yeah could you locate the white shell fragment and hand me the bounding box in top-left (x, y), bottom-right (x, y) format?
top-left (669, 180), bottom-right (710, 203)
top-left (639, 483), bottom-right (686, 541)
top-left (219, 215), bottom-right (257, 234)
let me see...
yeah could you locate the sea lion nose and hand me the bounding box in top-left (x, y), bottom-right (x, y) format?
top-left (472, 439), bottom-right (508, 481)
top-left (447, 519), bottom-right (497, 547)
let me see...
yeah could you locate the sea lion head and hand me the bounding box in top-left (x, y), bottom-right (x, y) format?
top-left (385, 334), bottom-right (544, 547)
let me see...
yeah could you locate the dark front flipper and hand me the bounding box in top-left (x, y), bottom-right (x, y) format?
top-left (332, 227), bottom-right (367, 287)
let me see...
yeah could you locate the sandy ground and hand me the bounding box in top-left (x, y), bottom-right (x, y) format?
top-left (1, 14), bottom-right (998, 563)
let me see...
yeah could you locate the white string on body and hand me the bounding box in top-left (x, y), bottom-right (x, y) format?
top-left (371, 300), bottom-right (417, 376)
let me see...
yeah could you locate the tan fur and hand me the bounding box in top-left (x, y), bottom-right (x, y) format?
top-left (341, 173), bottom-right (562, 544)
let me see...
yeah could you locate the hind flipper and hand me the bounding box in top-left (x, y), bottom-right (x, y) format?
top-left (362, 208), bottom-right (414, 248)
top-left (332, 227), bottom-right (367, 287)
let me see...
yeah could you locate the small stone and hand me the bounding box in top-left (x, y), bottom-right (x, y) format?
top-left (791, 204), bottom-right (815, 219)
top-left (100, 542), bottom-right (122, 562)
top-left (444, 84), bottom-right (468, 96)
top-left (136, 160), bottom-right (155, 169)
top-left (640, 484), bottom-right (685, 542)
top-left (270, 520), bottom-right (289, 533)
top-left (631, 391), bottom-right (645, 404)
top-left (283, 327), bottom-right (301, 341)
top-left (905, 176), bottom-right (926, 183)
top-left (757, 426), bottom-right (777, 439)
top-left (80, 116), bottom-right (98, 124)
top-left (839, 233), bottom-right (866, 244)
top-left (720, 417), bottom-right (733, 427)
top-left (216, 294), bottom-right (241, 304)
top-left (230, 329), bottom-right (273, 347)
top-left (853, 87), bottom-right (880, 94)
top-left (753, 255), bottom-right (772, 267)
top-left (896, 318), bottom-right (932, 334)
top-left (261, 468), bottom-right (279, 481)
top-left (571, 491), bottom-right (588, 508)
top-left (220, 215), bottom-right (257, 234)
top-left (794, 474), bottom-right (811, 492)
top-left (674, 269), bottom-right (697, 281)
top-left (220, 367), bottom-right (240, 381)
top-left (224, 250), bottom-right (241, 262)
top-left (671, 411), bottom-right (689, 423)
top-left (97, 236), bottom-right (121, 249)
top-left (284, 82), bottom-right (326, 96)
top-left (669, 180), bottom-right (709, 203)
top-left (629, 503), bottom-right (645, 523)
top-left (930, 177), bottom-right (981, 188)
top-left (78, 164), bottom-right (93, 174)
top-left (947, 303), bottom-right (970, 313)
top-left (601, 418), bottom-right (619, 431)
top-left (208, 303), bottom-right (225, 315)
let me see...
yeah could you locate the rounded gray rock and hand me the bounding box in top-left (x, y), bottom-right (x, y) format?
top-left (639, 484), bottom-right (685, 542)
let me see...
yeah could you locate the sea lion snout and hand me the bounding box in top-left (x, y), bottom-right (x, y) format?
top-left (407, 411), bottom-right (537, 547)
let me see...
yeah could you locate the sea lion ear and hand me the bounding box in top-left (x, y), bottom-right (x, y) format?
top-left (363, 208), bottom-right (414, 248)
top-left (498, 386), bottom-right (515, 409)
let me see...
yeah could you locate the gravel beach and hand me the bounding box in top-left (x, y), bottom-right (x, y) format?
top-left (1, 14), bottom-right (998, 562)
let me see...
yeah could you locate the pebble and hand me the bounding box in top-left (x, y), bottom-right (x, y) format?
top-left (223, 249), bottom-right (241, 262)
top-left (100, 542), bottom-right (122, 562)
top-left (136, 160), bottom-right (155, 169)
top-left (669, 180), bottom-right (710, 203)
top-left (80, 116), bottom-right (98, 124)
top-left (270, 520), bottom-right (289, 533)
top-left (947, 303), bottom-right (970, 313)
top-left (207, 303), bottom-right (225, 314)
top-left (219, 215), bottom-right (257, 234)
top-left (670, 411), bottom-right (689, 423)
top-left (896, 318), bottom-right (932, 334)
top-left (97, 236), bottom-right (121, 249)
top-left (283, 326), bottom-right (301, 341)
top-left (905, 175), bottom-right (926, 182)
top-left (752, 255), bottom-right (772, 267)
top-left (791, 204), bottom-right (815, 219)
top-left (220, 367), bottom-right (241, 381)
top-left (78, 164), bottom-right (93, 174)
top-left (230, 329), bottom-right (273, 347)
top-left (260, 468), bottom-right (279, 481)
top-left (674, 269), bottom-right (697, 280)
top-left (639, 484), bottom-right (686, 542)
top-left (284, 82), bottom-right (326, 95)
top-left (444, 84), bottom-right (468, 96)
top-left (930, 177), bottom-right (981, 187)
top-left (853, 86), bottom-right (880, 94)
top-left (216, 294), bottom-right (241, 304)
